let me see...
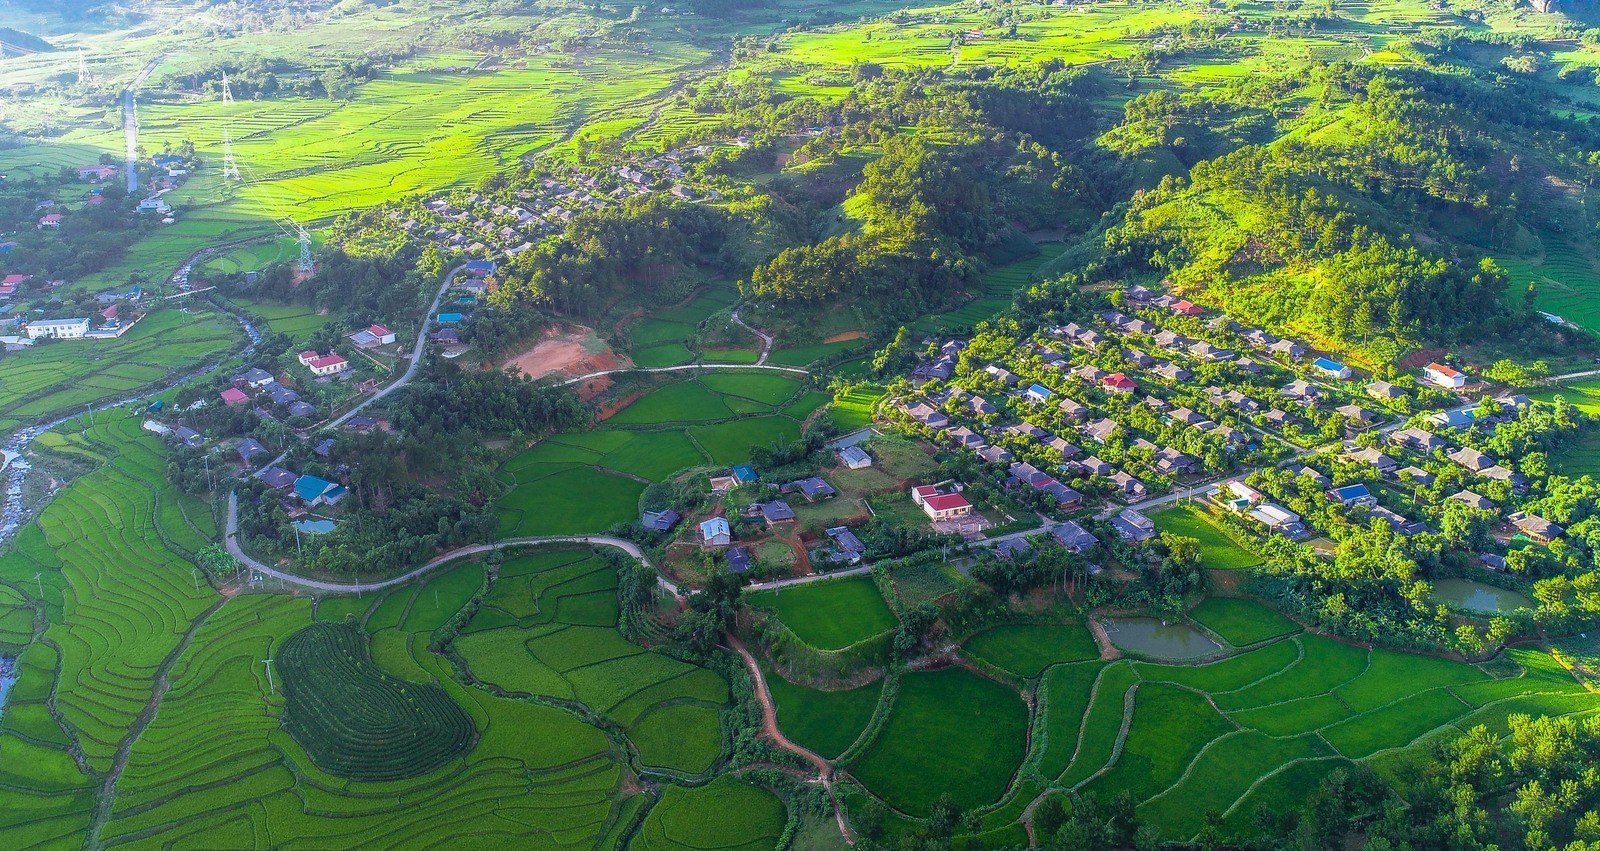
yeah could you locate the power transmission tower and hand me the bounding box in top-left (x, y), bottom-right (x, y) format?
top-left (220, 71), bottom-right (234, 105)
top-left (296, 226), bottom-right (314, 276)
top-left (221, 129), bottom-right (241, 181)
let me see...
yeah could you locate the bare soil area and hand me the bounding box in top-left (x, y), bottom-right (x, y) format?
top-left (502, 325), bottom-right (628, 381)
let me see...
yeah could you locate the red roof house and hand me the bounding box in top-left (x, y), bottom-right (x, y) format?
top-left (220, 387), bottom-right (249, 406)
top-left (1101, 373), bottom-right (1138, 393)
top-left (38, 214), bottom-right (63, 229)
top-left (920, 492), bottom-right (973, 520)
top-left (1170, 299), bottom-right (1203, 316)
top-left (101, 305), bottom-right (118, 320)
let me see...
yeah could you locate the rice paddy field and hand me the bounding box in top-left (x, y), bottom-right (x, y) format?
top-left (797, 596), bottom-right (1599, 844)
top-left (747, 574), bottom-right (897, 651)
top-left (0, 307), bottom-right (239, 434)
top-left (495, 370), bottom-right (811, 538)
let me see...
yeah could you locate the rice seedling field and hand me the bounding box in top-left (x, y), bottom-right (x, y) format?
top-left (849, 666), bottom-right (1029, 815)
top-left (1149, 505), bottom-right (1263, 570)
top-left (278, 621), bottom-right (474, 780)
top-left (1528, 377), bottom-right (1600, 415)
top-left (1497, 236), bottom-right (1600, 334)
top-left (963, 622), bottom-right (1099, 679)
top-left (762, 664), bottom-right (883, 759)
top-left (0, 308), bottom-right (238, 433)
top-left (828, 387), bottom-right (883, 432)
top-left (633, 777), bottom-right (787, 851)
top-left (747, 574), bottom-right (897, 651)
top-left (1186, 597), bottom-right (1300, 646)
top-left (496, 371), bottom-right (811, 537)
top-left (450, 548), bottom-right (729, 774)
top-left (1553, 433), bottom-right (1600, 477)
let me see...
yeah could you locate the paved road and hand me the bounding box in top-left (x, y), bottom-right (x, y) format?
top-left (122, 53), bottom-right (166, 194)
top-left (729, 310), bottom-right (774, 366)
top-left (554, 362), bottom-right (807, 387)
top-left (323, 263), bottom-right (469, 431)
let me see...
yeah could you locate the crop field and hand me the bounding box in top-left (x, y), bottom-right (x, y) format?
top-left (1187, 597), bottom-right (1301, 646)
top-left (1528, 377), bottom-right (1600, 416)
top-left (763, 664), bottom-right (883, 759)
top-left (849, 666), bottom-right (1029, 815)
top-left (279, 621), bottom-right (473, 780)
top-left (747, 574), bottom-right (897, 651)
top-left (1149, 505), bottom-right (1263, 570)
top-left (0, 308), bottom-right (238, 433)
top-left (963, 623), bottom-right (1099, 678)
top-left (451, 548), bottom-right (729, 774)
top-left (633, 777), bottom-right (787, 851)
top-left (1496, 236), bottom-right (1600, 335)
top-left (227, 297), bottom-right (344, 342)
top-left (496, 372), bottom-right (811, 537)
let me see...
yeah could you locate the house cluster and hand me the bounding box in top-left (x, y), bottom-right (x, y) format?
top-left (404, 150), bottom-right (720, 265)
top-left (296, 349), bottom-right (351, 378)
top-left (219, 367), bottom-right (319, 421)
top-left (254, 463), bottom-right (348, 518)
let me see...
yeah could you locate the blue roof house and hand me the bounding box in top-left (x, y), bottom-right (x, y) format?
top-left (1312, 358), bottom-right (1353, 380)
top-left (732, 465), bottom-right (758, 484)
top-left (1024, 383), bottom-right (1054, 404)
top-left (1325, 483), bottom-right (1375, 507)
top-left (294, 474), bottom-right (348, 507)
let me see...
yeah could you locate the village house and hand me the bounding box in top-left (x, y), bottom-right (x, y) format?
top-left (911, 484), bottom-right (973, 521)
top-left (1345, 447), bottom-right (1399, 476)
top-left (725, 547), bottom-right (751, 573)
top-left (1366, 380), bottom-right (1405, 401)
top-left (755, 500), bottom-right (797, 525)
top-left (1052, 520), bottom-right (1099, 553)
top-left (1110, 509), bottom-right (1157, 543)
top-left (977, 445), bottom-right (1014, 464)
top-left (1057, 397), bottom-right (1089, 420)
top-left (299, 351), bottom-right (350, 377)
top-left (24, 317), bottom-right (88, 339)
top-left (1250, 502), bottom-right (1311, 540)
top-left (1371, 506), bottom-right (1429, 537)
top-left (1313, 357), bottom-right (1353, 380)
top-left (1269, 339), bottom-right (1307, 360)
top-left (1101, 373), bottom-right (1137, 394)
top-left (257, 467), bottom-right (296, 490)
top-left (1447, 446), bottom-right (1495, 472)
top-left (295, 474), bottom-right (347, 507)
top-left (1390, 427), bottom-right (1446, 454)
top-left (237, 438), bottom-right (269, 466)
top-left (825, 526), bottom-right (867, 564)
top-left (348, 324), bottom-right (397, 349)
top-left (699, 517), bottom-right (731, 547)
top-left (783, 477), bottom-right (836, 501)
top-left (641, 509), bottom-right (681, 532)
top-left (1424, 362), bottom-right (1467, 390)
top-left (1326, 483), bottom-right (1377, 508)
top-left (1450, 490), bottom-right (1496, 511)
top-left (837, 446), bottom-right (872, 469)
top-left (1398, 466), bottom-right (1436, 487)
top-left (1513, 513), bottom-right (1563, 543)
top-left (1077, 456), bottom-right (1114, 477)
top-left (220, 387), bottom-right (249, 406)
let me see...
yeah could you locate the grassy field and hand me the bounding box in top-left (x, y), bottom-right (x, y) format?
top-left (747, 575), bottom-right (896, 651)
top-left (451, 548), bottom-right (729, 774)
top-left (763, 665), bottom-right (883, 759)
top-left (1149, 505), bottom-right (1263, 570)
top-left (0, 307), bottom-right (238, 434)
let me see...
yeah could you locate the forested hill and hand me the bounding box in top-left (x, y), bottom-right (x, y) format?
top-left (0, 28), bottom-right (55, 53)
top-left (1100, 62), bottom-right (1600, 363)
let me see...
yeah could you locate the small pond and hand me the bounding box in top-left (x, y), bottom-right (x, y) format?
top-left (1429, 578), bottom-right (1533, 613)
top-left (1103, 617), bottom-right (1222, 660)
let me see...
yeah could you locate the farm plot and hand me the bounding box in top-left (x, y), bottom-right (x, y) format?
top-left (1187, 597), bottom-right (1300, 646)
top-left (495, 464), bottom-right (646, 538)
top-left (633, 777), bottom-right (787, 851)
top-left (849, 667), bottom-right (1028, 815)
top-left (279, 621), bottom-right (474, 780)
top-left (451, 548), bottom-right (729, 774)
top-left (747, 575), bottom-right (896, 652)
top-left (963, 623), bottom-right (1099, 678)
top-left (763, 665), bottom-right (884, 759)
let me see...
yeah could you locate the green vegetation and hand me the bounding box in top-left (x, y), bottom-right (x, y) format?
top-left (1187, 597), bottom-right (1301, 646)
top-left (279, 621), bottom-right (473, 780)
top-left (1150, 506), bottom-right (1262, 570)
top-left (763, 667), bottom-right (882, 760)
top-left (634, 777), bottom-right (787, 851)
top-left (963, 623), bottom-right (1099, 679)
top-left (451, 548), bottom-right (729, 774)
top-left (850, 667), bottom-right (1028, 815)
top-left (747, 575), bottom-right (896, 651)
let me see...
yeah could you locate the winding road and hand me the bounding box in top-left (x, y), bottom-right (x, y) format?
top-left (122, 53), bottom-right (167, 195)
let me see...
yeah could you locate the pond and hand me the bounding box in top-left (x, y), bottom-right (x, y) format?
top-left (293, 519), bottom-right (337, 535)
top-left (1103, 617), bottom-right (1222, 660)
top-left (1429, 578), bottom-right (1533, 613)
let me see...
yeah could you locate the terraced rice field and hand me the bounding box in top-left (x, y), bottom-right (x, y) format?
top-left (451, 547), bottom-right (730, 774)
top-left (633, 777), bottom-right (787, 851)
top-left (0, 308), bottom-right (238, 434)
top-left (804, 601), bottom-right (1597, 843)
top-left (911, 243), bottom-right (1068, 335)
top-left (495, 371), bottom-right (810, 538)
top-left (1497, 237), bottom-right (1600, 334)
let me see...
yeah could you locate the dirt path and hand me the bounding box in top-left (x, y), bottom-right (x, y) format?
top-left (1088, 616), bottom-right (1123, 661)
top-left (725, 633), bottom-right (854, 845)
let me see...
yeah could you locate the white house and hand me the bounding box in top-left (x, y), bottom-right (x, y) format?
top-left (911, 485), bottom-right (973, 520)
top-left (25, 318), bottom-right (89, 340)
top-left (306, 353), bottom-right (350, 377)
top-left (699, 517), bottom-right (731, 547)
top-left (837, 446), bottom-right (872, 469)
top-left (1423, 362), bottom-right (1467, 389)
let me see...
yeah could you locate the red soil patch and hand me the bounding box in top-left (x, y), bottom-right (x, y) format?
top-left (574, 375), bottom-right (613, 403)
top-left (502, 325), bottom-right (628, 381)
top-left (824, 330), bottom-right (866, 344)
top-left (1398, 347), bottom-right (1446, 371)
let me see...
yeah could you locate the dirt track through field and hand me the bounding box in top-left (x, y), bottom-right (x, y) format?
top-left (725, 633), bottom-right (855, 845)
